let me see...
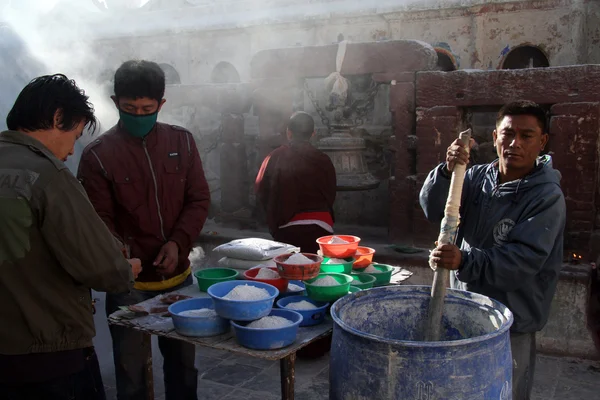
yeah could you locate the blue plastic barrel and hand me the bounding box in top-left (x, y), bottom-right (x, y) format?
top-left (330, 286), bottom-right (513, 400)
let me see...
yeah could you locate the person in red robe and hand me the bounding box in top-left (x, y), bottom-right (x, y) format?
top-left (255, 111), bottom-right (337, 253)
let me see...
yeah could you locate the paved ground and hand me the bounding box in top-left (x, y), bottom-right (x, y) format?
top-left (93, 291), bottom-right (600, 400)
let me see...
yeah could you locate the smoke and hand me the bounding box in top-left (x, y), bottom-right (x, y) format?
top-left (0, 0), bottom-right (120, 173)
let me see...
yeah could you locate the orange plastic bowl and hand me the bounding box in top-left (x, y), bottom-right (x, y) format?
top-left (353, 246), bottom-right (376, 269)
top-left (316, 235), bottom-right (361, 259)
top-left (243, 267), bottom-right (289, 293)
top-left (274, 253), bottom-right (323, 281)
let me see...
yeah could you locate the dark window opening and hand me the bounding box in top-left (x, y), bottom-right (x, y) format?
top-left (158, 63), bottom-right (181, 85)
top-left (501, 46), bottom-right (550, 69)
top-left (210, 61), bottom-right (241, 83)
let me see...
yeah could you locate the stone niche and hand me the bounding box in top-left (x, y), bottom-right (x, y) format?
top-left (249, 40), bottom-right (437, 234)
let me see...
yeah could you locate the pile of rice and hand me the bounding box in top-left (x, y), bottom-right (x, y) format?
top-left (255, 267), bottom-right (280, 279)
top-left (285, 253), bottom-right (314, 265)
top-left (328, 236), bottom-right (349, 244)
top-left (311, 276), bottom-right (341, 287)
top-left (326, 258), bottom-right (348, 264)
top-left (179, 308), bottom-right (217, 318)
top-left (223, 284), bottom-right (271, 300)
top-left (364, 264), bottom-right (380, 273)
top-left (287, 283), bottom-right (304, 292)
top-left (285, 300), bottom-right (318, 310)
top-left (247, 316), bottom-right (293, 329)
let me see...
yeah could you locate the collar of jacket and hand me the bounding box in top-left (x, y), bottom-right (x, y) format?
top-left (0, 130), bottom-right (66, 170)
top-left (115, 121), bottom-right (160, 148)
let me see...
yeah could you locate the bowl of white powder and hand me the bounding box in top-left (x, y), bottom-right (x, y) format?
top-left (243, 267), bottom-right (289, 292)
top-left (168, 298), bottom-right (229, 337)
top-left (320, 256), bottom-right (355, 274)
top-left (230, 308), bottom-right (303, 350)
top-left (276, 295), bottom-right (329, 327)
top-left (304, 272), bottom-right (353, 302)
top-left (316, 235), bottom-right (361, 259)
top-left (273, 252), bottom-right (323, 281)
top-left (353, 264), bottom-right (394, 286)
top-left (208, 281), bottom-right (279, 321)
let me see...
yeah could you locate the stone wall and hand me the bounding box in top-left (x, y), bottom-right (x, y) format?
top-left (85, 0), bottom-right (599, 86)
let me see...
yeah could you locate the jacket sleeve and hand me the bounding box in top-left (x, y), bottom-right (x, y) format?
top-left (457, 190), bottom-right (566, 292)
top-left (77, 146), bottom-right (120, 240)
top-left (169, 134), bottom-right (211, 251)
top-left (419, 163), bottom-right (452, 224)
top-left (40, 169), bottom-right (133, 293)
top-left (254, 153), bottom-right (272, 210)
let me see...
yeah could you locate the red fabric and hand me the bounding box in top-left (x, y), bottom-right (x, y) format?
top-left (78, 123), bottom-right (210, 283)
top-left (255, 141), bottom-right (336, 236)
top-left (273, 224), bottom-right (332, 254)
top-left (289, 211), bottom-right (334, 227)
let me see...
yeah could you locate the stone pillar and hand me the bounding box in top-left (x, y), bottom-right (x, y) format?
top-left (385, 72), bottom-right (417, 244)
top-left (252, 86), bottom-right (295, 162)
top-left (549, 102), bottom-right (600, 255)
top-left (413, 106), bottom-right (465, 247)
top-left (220, 113), bottom-right (247, 214)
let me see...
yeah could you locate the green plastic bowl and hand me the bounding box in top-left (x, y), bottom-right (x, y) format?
top-left (194, 268), bottom-right (239, 292)
top-left (350, 273), bottom-right (376, 289)
top-left (348, 286), bottom-right (361, 293)
top-left (304, 272), bottom-right (353, 302)
top-left (320, 257), bottom-right (355, 274)
top-left (353, 264), bottom-right (394, 286)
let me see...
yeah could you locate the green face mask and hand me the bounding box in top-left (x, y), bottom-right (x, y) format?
top-left (119, 110), bottom-right (158, 138)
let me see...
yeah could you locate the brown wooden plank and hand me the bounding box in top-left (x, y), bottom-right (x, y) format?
top-left (143, 333), bottom-right (154, 400)
top-left (280, 353), bottom-right (296, 400)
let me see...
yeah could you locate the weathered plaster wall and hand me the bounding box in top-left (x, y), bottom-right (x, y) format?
top-left (87, 0), bottom-right (596, 86)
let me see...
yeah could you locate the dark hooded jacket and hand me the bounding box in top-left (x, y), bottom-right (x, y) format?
top-left (255, 141), bottom-right (336, 235)
top-left (420, 155), bottom-right (565, 333)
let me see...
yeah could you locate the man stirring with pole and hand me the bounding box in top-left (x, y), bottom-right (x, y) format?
top-left (420, 101), bottom-right (566, 400)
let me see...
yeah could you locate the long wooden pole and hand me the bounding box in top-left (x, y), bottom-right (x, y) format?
top-left (425, 128), bottom-right (472, 342)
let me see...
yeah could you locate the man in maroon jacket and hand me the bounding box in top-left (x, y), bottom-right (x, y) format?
top-left (78, 60), bottom-right (210, 400)
top-left (255, 111), bottom-right (337, 253)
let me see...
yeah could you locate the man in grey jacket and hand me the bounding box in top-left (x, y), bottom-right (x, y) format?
top-left (0, 74), bottom-right (141, 400)
top-left (420, 100), bottom-right (565, 400)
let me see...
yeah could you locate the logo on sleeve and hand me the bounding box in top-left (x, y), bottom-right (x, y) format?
top-left (168, 152), bottom-right (179, 157)
top-left (493, 218), bottom-right (516, 246)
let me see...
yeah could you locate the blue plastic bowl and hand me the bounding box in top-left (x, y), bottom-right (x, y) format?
top-left (231, 308), bottom-right (303, 350)
top-left (208, 281), bottom-right (279, 321)
top-left (277, 280), bottom-right (306, 299)
top-left (276, 295), bottom-right (329, 327)
top-left (168, 298), bottom-right (229, 337)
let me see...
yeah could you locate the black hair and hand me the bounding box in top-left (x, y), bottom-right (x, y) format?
top-left (496, 100), bottom-right (548, 133)
top-left (288, 111), bottom-right (315, 141)
top-left (6, 74), bottom-right (96, 133)
top-left (114, 60), bottom-right (165, 101)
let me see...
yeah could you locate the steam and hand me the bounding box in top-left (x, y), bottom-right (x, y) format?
top-left (0, 0), bottom-right (120, 173)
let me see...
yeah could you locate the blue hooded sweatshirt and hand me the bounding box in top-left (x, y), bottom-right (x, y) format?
top-left (419, 155), bottom-right (566, 333)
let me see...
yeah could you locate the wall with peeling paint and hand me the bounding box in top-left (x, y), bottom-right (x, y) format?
top-left (87, 0), bottom-right (598, 85)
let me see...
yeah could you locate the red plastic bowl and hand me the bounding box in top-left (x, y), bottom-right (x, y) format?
top-left (353, 246), bottom-right (376, 269)
top-left (316, 235), bottom-right (361, 258)
top-left (243, 267), bottom-right (289, 292)
top-left (274, 253), bottom-right (323, 281)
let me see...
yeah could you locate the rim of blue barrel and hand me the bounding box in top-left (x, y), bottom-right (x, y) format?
top-left (330, 285), bottom-right (514, 347)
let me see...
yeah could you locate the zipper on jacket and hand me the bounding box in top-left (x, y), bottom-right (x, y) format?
top-left (143, 139), bottom-right (167, 242)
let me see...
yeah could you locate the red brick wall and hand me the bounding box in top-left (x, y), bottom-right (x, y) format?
top-left (404, 66), bottom-right (600, 255)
